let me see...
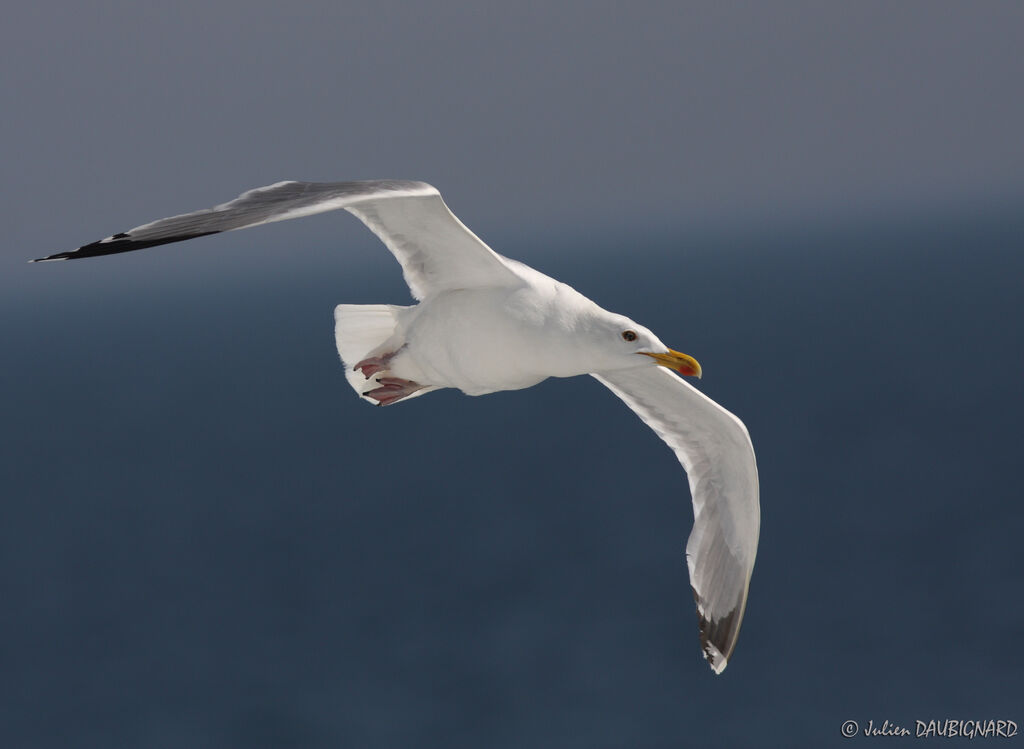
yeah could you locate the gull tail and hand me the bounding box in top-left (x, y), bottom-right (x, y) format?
top-left (334, 304), bottom-right (435, 405)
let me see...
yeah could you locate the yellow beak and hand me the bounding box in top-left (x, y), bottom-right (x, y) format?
top-left (640, 349), bottom-right (702, 378)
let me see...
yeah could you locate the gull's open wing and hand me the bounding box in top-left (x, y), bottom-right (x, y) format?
top-left (33, 180), bottom-right (520, 300)
top-left (592, 367), bottom-right (760, 673)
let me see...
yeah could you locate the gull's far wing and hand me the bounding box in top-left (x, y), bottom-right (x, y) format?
top-left (33, 180), bottom-right (521, 300)
top-left (592, 367), bottom-right (760, 673)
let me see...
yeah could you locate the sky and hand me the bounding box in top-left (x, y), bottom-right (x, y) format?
top-left (2, 3), bottom-right (1023, 747)
top-left (3, 0), bottom-right (1023, 263)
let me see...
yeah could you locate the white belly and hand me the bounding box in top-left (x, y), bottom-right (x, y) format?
top-left (388, 286), bottom-right (573, 395)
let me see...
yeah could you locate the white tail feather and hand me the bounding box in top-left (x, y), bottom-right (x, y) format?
top-left (334, 304), bottom-right (408, 399)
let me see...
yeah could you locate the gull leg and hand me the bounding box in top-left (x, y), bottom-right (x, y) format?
top-left (354, 344), bottom-right (409, 379)
top-left (364, 377), bottom-right (424, 406)
top-left (353, 353), bottom-right (394, 378)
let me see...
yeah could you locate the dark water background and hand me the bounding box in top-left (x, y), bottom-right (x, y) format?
top-left (2, 210), bottom-right (1022, 747)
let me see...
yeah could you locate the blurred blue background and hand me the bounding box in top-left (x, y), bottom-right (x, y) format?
top-left (2, 2), bottom-right (1022, 747)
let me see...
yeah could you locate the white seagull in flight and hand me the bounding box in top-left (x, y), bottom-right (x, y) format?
top-left (34, 180), bottom-right (760, 673)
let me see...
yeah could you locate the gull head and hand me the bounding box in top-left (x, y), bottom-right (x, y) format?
top-left (575, 309), bottom-right (702, 378)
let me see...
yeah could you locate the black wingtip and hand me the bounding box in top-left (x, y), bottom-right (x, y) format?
top-left (691, 584), bottom-right (740, 674)
top-left (31, 230), bottom-right (221, 263)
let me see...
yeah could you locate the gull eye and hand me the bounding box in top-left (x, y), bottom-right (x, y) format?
top-left (621, 330), bottom-right (637, 342)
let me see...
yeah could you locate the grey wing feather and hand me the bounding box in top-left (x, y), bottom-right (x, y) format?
top-left (33, 180), bottom-right (520, 300)
top-left (592, 367), bottom-right (760, 673)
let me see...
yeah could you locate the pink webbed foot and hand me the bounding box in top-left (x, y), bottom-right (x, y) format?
top-left (364, 377), bottom-right (424, 406)
top-left (354, 345), bottom-right (408, 379)
top-left (353, 353), bottom-right (396, 379)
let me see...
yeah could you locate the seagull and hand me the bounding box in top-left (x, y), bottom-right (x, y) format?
top-left (33, 180), bottom-right (759, 673)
